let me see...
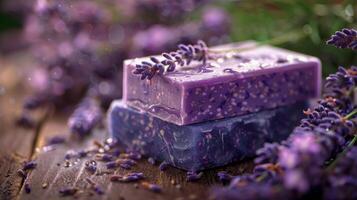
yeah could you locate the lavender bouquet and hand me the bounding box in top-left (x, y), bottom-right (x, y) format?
top-left (211, 28), bottom-right (357, 200)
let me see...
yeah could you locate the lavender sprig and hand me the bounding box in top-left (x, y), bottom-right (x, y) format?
top-left (68, 98), bottom-right (102, 137)
top-left (326, 28), bottom-right (357, 50)
top-left (211, 66), bottom-right (357, 199)
top-left (132, 40), bottom-right (208, 80)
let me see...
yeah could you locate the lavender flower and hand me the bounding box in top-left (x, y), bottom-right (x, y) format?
top-left (24, 183), bottom-right (31, 194)
top-left (106, 161), bottom-right (117, 169)
top-left (46, 135), bottom-right (66, 145)
top-left (254, 143), bottom-right (280, 165)
top-left (93, 185), bottom-right (105, 195)
top-left (59, 187), bottom-right (78, 196)
top-left (110, 172), bottom-right (144, 183)
top-left (326, 28), bottom-right (357, 50)
top-left (141, 182), bottom-right (162, 193)
top-left (132, 40), bottom-right (208, 80)
top-left (23, 160), bottom-right (37, 171)
top-left (16, 112), bottom-right (35, 129)
top-left (68, 98), bottom-right (102, 137)
top-left (119, 163), bottom-right (132, 170)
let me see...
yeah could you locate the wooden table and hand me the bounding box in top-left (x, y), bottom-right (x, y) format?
top-left (0, 52), bottom-right (253, 200)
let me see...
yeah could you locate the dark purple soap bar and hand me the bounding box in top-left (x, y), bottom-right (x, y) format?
top-left (123, 41), bottom-right (321, 125)
top-left (108, 100), bottom-right (307, 171)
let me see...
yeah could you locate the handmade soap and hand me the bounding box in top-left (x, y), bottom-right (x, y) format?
top-left (123, 41), bottom-right (321, 125)
top-left (108, 100), bottom-right (306, 171)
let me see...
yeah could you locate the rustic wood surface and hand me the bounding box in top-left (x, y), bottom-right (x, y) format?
top-left (0, 53), bottom-right (254, 200)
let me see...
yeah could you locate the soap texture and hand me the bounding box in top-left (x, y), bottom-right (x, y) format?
top-left (108, 100), bottom-right (307, 171)
top-left (123, 41), bottom-right (321, 125)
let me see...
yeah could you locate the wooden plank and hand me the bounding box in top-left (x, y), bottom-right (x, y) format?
top-left (18, 114), bottom-right (254, 200)
top-left (0, 53), bottom-right (46, 200)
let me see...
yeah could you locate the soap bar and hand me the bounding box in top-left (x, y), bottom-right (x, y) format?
top-left (108, 100), bottom-right (306, 171)
top-left (123, 41), bottom-right (321, 125)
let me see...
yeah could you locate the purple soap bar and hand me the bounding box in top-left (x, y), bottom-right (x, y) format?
top-left (123, 41), bottom-right (321, 125)
top-left (108, 100), bottom-right (306, 171)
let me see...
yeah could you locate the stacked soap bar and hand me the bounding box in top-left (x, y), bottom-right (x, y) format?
top-left (123, 41), bottom-right (321, 125)
top-left (109, 41), bottom-right (321, 171)
top-left (108, 100), bottom-right (306, 171)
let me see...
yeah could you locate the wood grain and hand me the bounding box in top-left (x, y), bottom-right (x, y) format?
top-left (0, 53), bottom-right (46, 200)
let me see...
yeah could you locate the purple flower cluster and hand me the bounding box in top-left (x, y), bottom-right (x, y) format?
top-left (326, 28), bottom-right (357, 50)
top-left (132, 40), bottom-right (208, 80)
top-left (324, 147), bottom-right (357, 200)
top-left (211, 65), bottom-right (357, 200)
top-left (22, 0), bottom-right (230, 136)
top-left (133, 0), bottom-right (207, 22)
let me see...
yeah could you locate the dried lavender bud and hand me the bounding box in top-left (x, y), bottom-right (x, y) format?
top-left (23, 160), bottom-right (37, 171)
top-left (133, 40), bottom-right (208, 80)
top-left (110, 175), bottom-right (122, 182)
top-left (59, 187), bottom-right (78, 196)
top-left (46, 135), bottom-right (66, 145)
top-left (159, 161), bottom-right (169, 171)
top-left (102, 154), bottom-right (114, 162)
top-left (68, 98), bottom-right (103, 137)
top-left (23, 95), bottom-right (46, 110)
top-left (78, 150), bottom-right (88, 158)
top-left (111, 149), bottom-right (121, 157)
top-left (24, 183), bottom-right (31, 194)
top-left (110, 172), bottom-right (144, 183)
top-left (86, 178), bottom-right (105, 196)
top-left (186, 171), bottom-right (203, 182)
top-left (64, 150), bottom-right (76, 160)
top-left (106, 161), bottom-right (117, 169)
top-left (93, 185), bottom-right (104, 195)
top-left (119, 163), bottom-right (132, 170)
top-left (117, 158), bottom-right (137, 166)
top-left (326, 28), bottom-right (357, 50)
top-left (16, 113), bottom-right (35, 129)
top-left (141, 182), bottom-right (162, 193)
